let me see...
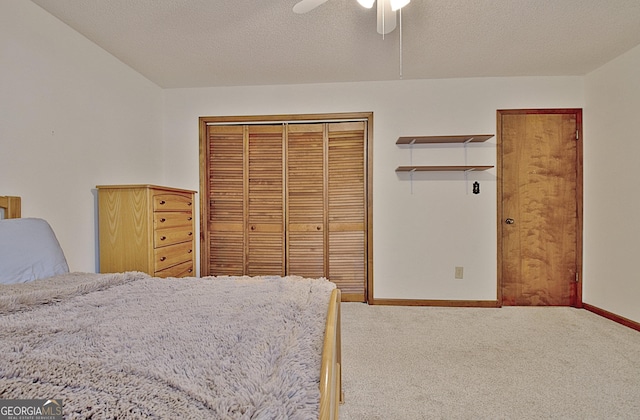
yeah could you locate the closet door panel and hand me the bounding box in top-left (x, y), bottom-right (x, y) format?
top-left (328, 122), bottom-right (366, 299)
top-left (287, 124), bottom-right (326, 278)
top-left (207, 125), bottom-right (245, 276)
top-left (247, 125), bottom-right (285, 276)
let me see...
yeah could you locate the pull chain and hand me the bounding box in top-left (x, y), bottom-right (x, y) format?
top-left (399, 7), bottom-right (403, 79)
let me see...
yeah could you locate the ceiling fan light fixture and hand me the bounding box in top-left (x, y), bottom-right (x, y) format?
top-left (357, 0), bottom-right (375, 8)
top-left (390, 0), bottom-right (410, 11)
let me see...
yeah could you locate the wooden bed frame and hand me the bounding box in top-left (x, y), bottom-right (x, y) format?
top-left (0, 195), bottom-right (21, 219)
top-left (321, 287), bottom-right (343, 419)
top-left (0, 195), bottom-right (342, 419)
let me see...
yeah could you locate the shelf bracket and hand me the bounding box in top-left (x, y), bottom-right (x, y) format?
top-left (409, 139), bottom-right (416, 166)
top-left (410, 167), bottom-right (416, 195)
top-left (463, 139), bottom-right (473, 193)
top-left (464, 138), bottom-right (471, 165)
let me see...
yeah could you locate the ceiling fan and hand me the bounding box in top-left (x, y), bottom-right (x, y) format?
top-left (293, 0), bottom-right (411, 35)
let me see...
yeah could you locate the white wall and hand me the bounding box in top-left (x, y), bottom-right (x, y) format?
top-left (0, 1), bottom-right (164, 272)
top-left (584, 44), bottom-right (640, 323)
top-left (163, 77), bottom-right (583, 301)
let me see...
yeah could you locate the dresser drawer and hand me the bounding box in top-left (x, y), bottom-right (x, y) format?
top-left (154, 211), bottom-right (193, 229)
top-left (154, 226), bottom-right (194, 248)
top-left (154, 241), bottom-right (194, 271)
top-left (154, 260), bottom-right (194, 278)
top-left (153, 193), bottom-right (194, 212)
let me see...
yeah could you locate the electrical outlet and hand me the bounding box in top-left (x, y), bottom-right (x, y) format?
top-left (454, 266), bottom-right (464, 279)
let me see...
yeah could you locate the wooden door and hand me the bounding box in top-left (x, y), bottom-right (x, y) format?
top-left (327, 122), bottom-right (367, 301)
top-left (286, 124), bottom-right (326, 278)
top-left (285, 122), bottom-right (367, 301)
top-left (204, 124), bottom-right (285, 276)
top-left (247, 125), bottom-right (285, 276)
top-left (498, 109), bottom-right (582, 306)
top-left (205, 125), bottom-right (245, 276)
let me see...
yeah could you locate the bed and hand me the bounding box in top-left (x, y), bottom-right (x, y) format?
top-left (0, 196), bottom-right (342, 419)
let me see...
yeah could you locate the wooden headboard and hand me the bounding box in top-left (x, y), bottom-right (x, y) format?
top-left (0, 196), bottom-right (21, 219)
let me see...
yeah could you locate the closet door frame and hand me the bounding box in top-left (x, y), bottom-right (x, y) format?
top-left (199, 112), bottom-right (374, 302)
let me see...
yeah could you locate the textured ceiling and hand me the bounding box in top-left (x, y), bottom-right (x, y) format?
top-left (30, 0), bottom-right (640, 88)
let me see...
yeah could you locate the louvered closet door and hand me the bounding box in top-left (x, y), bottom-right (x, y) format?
top-left (286, 124), bottom-right (326, 278)
top-left (202, 115), bottom-right (369, 301)
top-left (206, 125), bottom-right (245, 276)
top-left (247, 125), bottom-right (285, 276)
top-left (327, 122), bottom-right (366, 301)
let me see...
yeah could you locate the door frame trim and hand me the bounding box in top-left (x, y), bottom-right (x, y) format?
top-left (497, 108), bottom-right (583, 307)
top-left (199, 112), bottom-right (374, 303)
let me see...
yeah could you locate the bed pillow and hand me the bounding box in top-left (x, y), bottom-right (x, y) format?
top-left (0, 218), bottom-right (70, 284)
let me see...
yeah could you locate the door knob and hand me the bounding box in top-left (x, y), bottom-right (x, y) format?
top-left (505, 218), bottom-right (515, 224)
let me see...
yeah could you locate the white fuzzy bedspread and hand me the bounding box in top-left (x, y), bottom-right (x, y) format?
top-left (0, 272), bottom-right (335, 419)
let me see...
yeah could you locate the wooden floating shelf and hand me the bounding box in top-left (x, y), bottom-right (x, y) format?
top-left (396, 134), bottom-right (494, 145)
top-left (396, 165), bottom-right (494, 172)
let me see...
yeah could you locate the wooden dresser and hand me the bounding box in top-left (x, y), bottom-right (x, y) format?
top-left (97, 185), bottom-right (197, 278)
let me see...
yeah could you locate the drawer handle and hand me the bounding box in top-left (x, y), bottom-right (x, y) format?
top-left (188, 217), bottom-right (193, 221)
top-left (188, 269), bottom-right (193, 273)
top-left (188, 232), bottom-right (193, 236)
top-left (160, 218), bottom-right (166, 223)
top-left (188, 249), bottom-right (193, 253)
top-left (317, 226), bottom-right (321, 231)
top-left (160, 236), bottom-right (167, 241)
top-left (159, 200), bottom-right (166, 205)
top-left (188, 202), bottom-right (192, 206)
top-left (160, 257), bottom-right (166, 261)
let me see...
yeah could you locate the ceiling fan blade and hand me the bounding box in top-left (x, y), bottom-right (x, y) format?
top-left (377, 0), bottom-right (397, 34)
top-left (293, 0), bottom-right (330, 14)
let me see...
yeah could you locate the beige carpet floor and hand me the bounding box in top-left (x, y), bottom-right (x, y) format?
top-left (339, 304), bottom-right (640, 419)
